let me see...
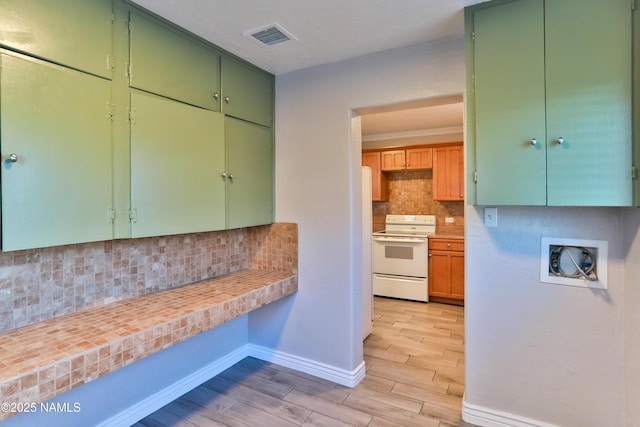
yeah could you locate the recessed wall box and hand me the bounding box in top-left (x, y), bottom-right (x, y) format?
top-left (540, 237), bottom-right (607, 289)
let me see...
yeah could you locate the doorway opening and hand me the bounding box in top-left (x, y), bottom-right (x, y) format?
top-left (356, 92), bottom-right (466, 323)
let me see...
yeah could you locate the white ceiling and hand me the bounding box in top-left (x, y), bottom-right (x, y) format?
top-left (130, 0), bottom-right (483, 138)
top-left (361, 101), bottom-right (464, 140)
top-left (131, 0), bottom-right (486, 76)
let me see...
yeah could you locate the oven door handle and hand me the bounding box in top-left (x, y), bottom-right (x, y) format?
top-left (373, 237), bottom-right (425, 244)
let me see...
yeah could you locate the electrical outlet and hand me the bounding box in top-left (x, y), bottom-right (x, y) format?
top-left (484, 207), bottom-right (498, 227)
top-left (445, 217), bottom-right (454, 224)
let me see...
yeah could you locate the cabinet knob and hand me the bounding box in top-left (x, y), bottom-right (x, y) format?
top-left (557, 137), bottom-right (564, 145)
top-left (530, 138), bottom-right (537, 146)
top-left (221, 171), bottom-right (227, 179)
top-left (447, 243), bottom-right (451, 247)
top-left (224, 96), bottom-right (230, 104)
top-left (212, 92), bottom-right (219, 100)
top-left (228, 173), bottom-right (234, 181)
top-left (7, 153), bottom-right (18, 163)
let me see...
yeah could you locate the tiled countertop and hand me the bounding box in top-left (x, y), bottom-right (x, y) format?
top-left (0, 269), bottom-right (297, 419)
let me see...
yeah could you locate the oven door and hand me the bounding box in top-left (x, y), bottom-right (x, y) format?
top-left (372, 235), bottom-right (427, 277)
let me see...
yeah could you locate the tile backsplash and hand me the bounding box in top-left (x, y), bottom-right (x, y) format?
top-left (372, 169), bottom-right (464, 233)
top-left (0, 223), bottom-right (297, 334)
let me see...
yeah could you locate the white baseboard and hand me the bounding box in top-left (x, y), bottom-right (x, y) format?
top-left (100, 345), bottom-right (250, 427)
top-left (248, 343), bottom-right (366, 388)
top-left (101, 343), bottom-right (365, 426)
top-left (462, 399), bottom-right (558, 427)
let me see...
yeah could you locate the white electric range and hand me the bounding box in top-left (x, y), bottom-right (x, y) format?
top-left (372, 214), bottom-right (436, 302)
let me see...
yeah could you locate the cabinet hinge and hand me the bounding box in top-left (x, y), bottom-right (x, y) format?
top-left (471, 31), bottom-right (475, 44)
top-left (125, 63), bottom-right (134, 79)
top-left (105, 102), bottom-right (115, 122)
top-left (632, 166), bottom-right (638, 180)
top-left (128, 208), bottom-right (137, 223)
top-left (111, 12), bottom-right (116, 23)
top-left (473, 170), bottom-right (478, 184)
top-left (632, 0), bottom-right (637, 11)
top-left (107, 55), bottom-right (115, 72)
top-left (127, 107), bottom-right (136, 123)
top-left (107, 207), bottom-right (115, 223)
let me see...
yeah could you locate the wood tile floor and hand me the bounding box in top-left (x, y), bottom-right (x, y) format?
top-left (134, 297), bottom-right (473, 427)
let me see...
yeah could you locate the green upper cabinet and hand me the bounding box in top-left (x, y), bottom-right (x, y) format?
top-left (0, 52), bottom-right (113, 251)
top-left (225, 118), bottom-right (274, 229)
top-left (221, 56), bottom-right (274, 127)
top-left (473, 0), bottom-right (546, 205)
top-left (0, 1), bottom-right (276, 251)
top-left (0, 0), bottom-right (113, 79)
top-left (467, 0), bottom-right (633, 206)
top-left (130, 93), bottom-right (226, 238)
top-left (128, 11), bottom-right (220, 111)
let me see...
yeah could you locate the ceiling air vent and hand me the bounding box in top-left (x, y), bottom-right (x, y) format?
top-left (245, 23), bottom-right (295, 47)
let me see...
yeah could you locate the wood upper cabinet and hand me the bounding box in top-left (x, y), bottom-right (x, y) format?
top-left (467, 0), bottom-right (633, 206)
top-left (381, 147), bottom-right (432, 171)
top-left (429, 238), bottom-right (464, 301)
top-left (362, 151), bottom-right (388, 201)
top-left (406, 148), bottom-right (433, 170)
top-left (433, 144), bottom-right (464, 201)
top-left (381, 150), bottom-right (405, 171)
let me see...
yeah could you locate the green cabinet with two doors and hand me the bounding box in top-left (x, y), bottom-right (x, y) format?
top-left (466, 0), bottom-right (634, 206)
top-left (0, 0), bottom-right (274, 251)
top-left (128, 9), bottom-right (274, 128)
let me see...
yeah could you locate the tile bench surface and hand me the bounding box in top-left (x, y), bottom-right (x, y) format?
top-left (0, 269), bottom-right (297, 419)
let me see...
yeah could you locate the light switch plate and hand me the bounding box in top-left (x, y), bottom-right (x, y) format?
top-left (445, 217), bottom-right (454, 223)
top-left (484, 207), bottom-right (498, 227)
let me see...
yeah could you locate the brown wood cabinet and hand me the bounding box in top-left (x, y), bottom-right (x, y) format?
top-left (362, 151), bottom-right (388, 201)
top-left (406, 147), bottom-right (433, 170)
top-left (429, 238), bottom-right (464, 303)
top-left (433, 144), bottom-right (464, 201)
top-left (381, 147), bottom-right (432, 171)
top-left (381, 150), bottom-right (406, 171)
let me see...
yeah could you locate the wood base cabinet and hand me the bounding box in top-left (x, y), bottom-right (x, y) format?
top-left (429, 238), bottom-right (464, 302)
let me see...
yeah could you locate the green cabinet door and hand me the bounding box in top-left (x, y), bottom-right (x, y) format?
top-left (470, 0), bottom-right (633, 206)
top-left (225, 118), bottom-right (274, 229)
top-left (129, 11), bottom-right (220, 111)
top-left (0, 53), bottom-right (113, 251)
top-left (545, 0), bottom-right (632, 206)
top-left (221, 57), bottom-right (274, 127)
top-left (473, 0), bottom-right (546, 205)
top-left (130, 93), bottom-right (225, 238)
top-left (0, 0), bottom-right (113, 79)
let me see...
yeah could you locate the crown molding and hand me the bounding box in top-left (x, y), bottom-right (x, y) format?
top-left (362, 126), bottom-right (463, 142)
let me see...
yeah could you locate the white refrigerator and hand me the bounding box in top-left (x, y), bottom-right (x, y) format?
top-left (362, 166), bottom-right (373, 339)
